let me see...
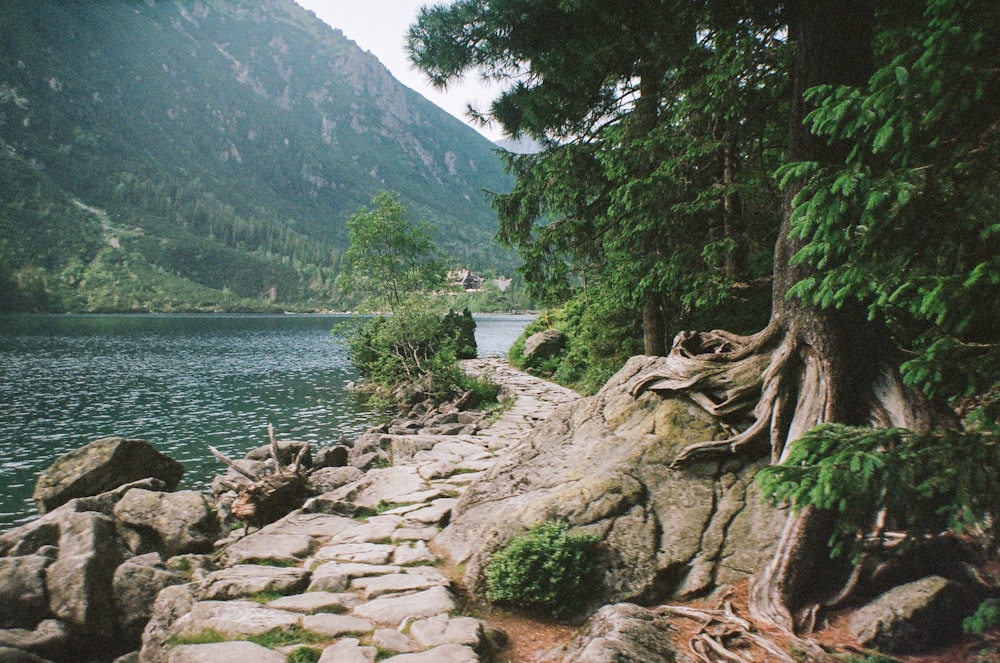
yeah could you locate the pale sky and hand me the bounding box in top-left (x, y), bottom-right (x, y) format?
top-left (293, 1), bottom-right (505, 142)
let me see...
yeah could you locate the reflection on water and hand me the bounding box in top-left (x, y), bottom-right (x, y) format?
top-left (0, 313), bottom-right (532, 529)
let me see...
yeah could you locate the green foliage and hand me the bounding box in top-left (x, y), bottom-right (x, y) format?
top-left (485, 521), bottom-right (601, 617)
top-left (756, 423), bottom-right (1000, 560)
top-left (965, 599), bottom-right (1000, 636)
top-left (286, 648), bottom-right (322, 663)
top-left (338, 192), bottom-right (446, 312)
top-left (780, 0), bottom-right (1000, 420)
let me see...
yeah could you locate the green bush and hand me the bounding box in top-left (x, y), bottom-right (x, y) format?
top-left (485, 521), bottom-right (601, 617)
top-left (965, 599), bottom-right (1000, 636)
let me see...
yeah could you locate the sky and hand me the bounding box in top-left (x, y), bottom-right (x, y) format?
top-left (293, 1), bottom-right (505, 142)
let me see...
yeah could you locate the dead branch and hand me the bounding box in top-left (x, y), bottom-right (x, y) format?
top-left (209, 445), bottom-right (260, 481)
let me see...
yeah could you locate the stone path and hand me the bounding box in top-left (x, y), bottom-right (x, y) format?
top-left (153, 358), bottom-right (580, 663)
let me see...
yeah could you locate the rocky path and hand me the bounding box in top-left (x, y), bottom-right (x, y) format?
top-left (149, 358), bottom-right (580, 663)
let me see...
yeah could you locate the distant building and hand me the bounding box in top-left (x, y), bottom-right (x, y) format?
top-left (449, 269), bottom-right (483, 291)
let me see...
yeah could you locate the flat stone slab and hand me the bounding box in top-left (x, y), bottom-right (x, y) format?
top-left (392, 526), bottom-right (438, 542)
top-left (172, 601), bottom-right (300, 638)
top-left (409, 614), bottom-right (486, 649)
top-left (266, 591), bottom-right (360, 614)
top-left (330, 516), bottom-right (402, 544)
top-left (403, 499), bottom-right (458, 527)
top-left (318, 637), bottom-right (378, 663)
top-left (350, 569), bottom-right (450, 600)
top-left (373, 628), bottom-right (415, 654)
top-left (219, 533), bottom-right (317, 566)
top-left (200, 565), bottom-right (310, 600)
top-left (312, 542), bottom-right (395, 565)
top-left (352, 585), bottom-right (456, 626)
top-left (393, 541), bottom-right (438, 566)
top-left (382, 644), bottom-right (478, 663)
top-left (301, 613), bottom-right (374, 637)
top-left (334, 466), bottom-right (430, 508)
top-left (308, 562), bottom-right (402, 592)
top-left (259, 512), bottom-right (358, 538)
top-left (168, 641), bottom-right (286, 663)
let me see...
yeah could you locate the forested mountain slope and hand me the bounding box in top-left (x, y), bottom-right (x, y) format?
top-left (0, 0), bottom-right (512, 312)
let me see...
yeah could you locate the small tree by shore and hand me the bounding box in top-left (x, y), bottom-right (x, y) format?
top-left (338, 192), bottom-right (496, 407)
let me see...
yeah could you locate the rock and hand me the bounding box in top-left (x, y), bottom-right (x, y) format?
top-left (46, 511), bottom-right (123, 634)
top-left (307, 562), bottom-right (402, 593)
top-left (311, 543), bottom-right (396, 566)
top-left (112, 553), bottom-right (188, 643)
top-left (167, 641), bottom-right (286, 663)
top-left (522, 327), bottom-right (565, 361)
top-left (300, 613), bottom-right (374, 637)
top-left (350, 569), bottom-right (450, 600)
top-left (0, 620), bottom-right (72, 661)
top-left (322, 466), bottom-right (430, 509)
top-left (307, 466), bottom-right (363, 493)
top-left (435, 356), bottom-right (787, 604)
top-left (0, 647), bottom-right (58, 663)
top-left (244, 440), bottom-right (312, 468)
top-left (0, 555), bottom-right (53, 629)
top-left (33, 438), bottom-right (183, 514)
top-left (217, 533), bottom-right (317, 566)
top-left (265, 591), bottom-right (360, 614)
top-left (317, 638), bottom-right (377, 663)
top-left (138, 583), bottom-right (199, 663)
top-left (113, 489), bottom-right (220, 557)
top-left (372, 628), bottom-right (415, 654)
top-left (352, 585), bottom-right (457, 626)
top-left (381, 644), bottom-right (479, 663)
top-left (848, 575), bottom-right (979, 654)
top-left (556, 603), bottom-right (681, 662)
top-left (169, 600), bottom-right (300, 639)
top-left (199, 565), bottom-right (310, 600)
top-left (314, 445), bottom-right (349, 468)
top-left (393, 541), bottom-right (438, 566)
top-left (408, 614), bottom-right (492, 651)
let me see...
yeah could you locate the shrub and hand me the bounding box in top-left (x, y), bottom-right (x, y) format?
top-left (485, 521), bottom-right (601, 617)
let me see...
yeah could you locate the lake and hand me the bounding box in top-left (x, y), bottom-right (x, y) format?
top-left (0, 313), bottom-right (533, 529)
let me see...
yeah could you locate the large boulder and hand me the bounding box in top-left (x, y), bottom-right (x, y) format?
top-left (556, 603), bottom-right (685, 663)
top-left (34, 438), bottom-right (184, 514)
top-left (112, 553), bottom-right (188, 644)
top-left (848, 575), bottom-right (980, 654)
top-left (0, 555), bottom-right (53, 629)
top-left (435, 355), bottom-right (788, 605)
top-left (522, 327), bottom-right (565, 362)
top-left (113, 489), bottom-right (219, 557)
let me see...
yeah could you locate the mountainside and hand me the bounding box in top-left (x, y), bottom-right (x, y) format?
top-left (0, 0), bottom-right (513, 312)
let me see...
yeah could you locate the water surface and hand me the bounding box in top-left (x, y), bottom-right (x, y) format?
top-left (0, 313), bottom-right (532, 528)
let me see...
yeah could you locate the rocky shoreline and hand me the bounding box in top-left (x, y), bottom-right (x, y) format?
top-left (1, 356), bottom-right (987, 662)
top-left (0, 358), bottom-right (580, 663)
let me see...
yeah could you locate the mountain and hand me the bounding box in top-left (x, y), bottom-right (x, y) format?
top-left (0, 0), bottom-right (514, 312)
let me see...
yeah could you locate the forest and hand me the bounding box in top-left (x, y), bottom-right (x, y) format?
top-left (409, 0), bottom-right (1000, 645)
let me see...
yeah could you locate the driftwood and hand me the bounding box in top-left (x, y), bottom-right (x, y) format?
top-left (210, 424), bottom-right (310, 529)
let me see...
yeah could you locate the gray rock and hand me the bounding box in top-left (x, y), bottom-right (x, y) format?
top-left (435, 356), bottom-right (787, 604)
top-left (199, 565), bottom-right (310, 600)
top-left (381, 644), bottom-right (479, 663)
top-left (307, 466), bottom-right (363, 493)
top-left (138, 583), bottom-right (199, 663)
top-left (372, 628), bottom-right (415, 654)
top-left (352, 585), bottom-right (456, 626)
top-left (522, 328), bottom-right (565, 361)
top-left (244, 440), bottom-right (312, 468)
top-left (848, 575), bottom-right (979, 654)
top-left (266, 591), bottom-right (359, 614)
top-left (258, 511), bottom-right (358, 538)
top-left (307, 562), bottom-right (401, 593)
top-left (350, 570), bottom-right (450, 600)
top-left (0, 620), bottom-right (72, 661)
top-left (0, 555), bottom-right (53, 629)
top-left (170, 600), bottom-right (300, 639)
top-left (167, 641), bottom-right (286, 663)
top-left (0, 647), bottom-right (58, 663)
top-left (300, 613), bottom-right (373, 637)
top-left (113, 489), bottom-right (219, 557)
top-left (330, 515), bottom-right (402, 545)
top-left (408, 614), bottom-right (488, 650)
top-left (113, 553), bottom-right (188, 643)
top-left (557, 603), bottom-right (681, 662)
top-left (218, 533), bottom-right (317, 566)
top-left (317, 638), bottom-right (377, 663)
top-left (393, 541), bottom-right (438, 566)
top-left (313, 445), bottom-right (349, 469)
top-left (33, 438), bottom-right (183, 514)
top-left (324, 466), bottom-right (430, 509)
top-left (311, 543), bottom-right (396, 566)
top-left (46, 511), bottom-right (122, 633)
